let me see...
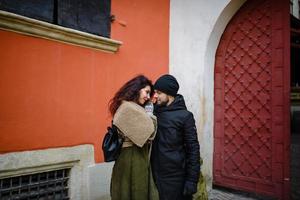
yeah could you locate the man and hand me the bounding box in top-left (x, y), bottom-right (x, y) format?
top-left (151, 74), bottom-right (200, 200)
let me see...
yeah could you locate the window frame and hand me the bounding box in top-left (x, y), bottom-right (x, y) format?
top-left (0, 10), bottom-right (122, 53)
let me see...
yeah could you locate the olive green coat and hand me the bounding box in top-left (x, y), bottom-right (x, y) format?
top-left (111, 101), bottom-right (159, 200)
top-left (111, 144), bottom-right (158, 200)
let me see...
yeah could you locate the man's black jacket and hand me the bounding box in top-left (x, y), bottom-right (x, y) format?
top-left (151, 94), bottom-right (200, 200)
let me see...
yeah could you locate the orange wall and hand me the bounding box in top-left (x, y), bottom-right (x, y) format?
top-left (0, 0), bottom-right (169, 162)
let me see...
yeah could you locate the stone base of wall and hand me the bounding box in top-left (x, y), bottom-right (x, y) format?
top-left (88, 162), bottom-right (114, 200)
top-left (0, 145), bottom-right (94, 200)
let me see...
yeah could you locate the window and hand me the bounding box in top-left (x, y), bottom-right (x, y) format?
top-left (0, 0), bottom-right (111, 37)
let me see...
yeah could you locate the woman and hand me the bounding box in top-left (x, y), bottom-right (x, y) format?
top-left (109, 75), bottom-right (159, 200)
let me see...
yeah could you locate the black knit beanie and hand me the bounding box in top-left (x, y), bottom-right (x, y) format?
top-left (154, 74), bottom-right (179, 97)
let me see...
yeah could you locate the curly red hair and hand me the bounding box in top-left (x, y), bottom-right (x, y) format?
top-left (109, 75), bottom-right (153, 116)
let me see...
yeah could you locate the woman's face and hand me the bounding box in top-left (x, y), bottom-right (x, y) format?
top-left (138, 85), bottom-right (151, 105)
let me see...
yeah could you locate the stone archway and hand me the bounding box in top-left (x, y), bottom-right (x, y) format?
top-left (202, 0), bottom-right (247, 189)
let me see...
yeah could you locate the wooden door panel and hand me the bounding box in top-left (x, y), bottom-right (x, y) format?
top-left (213, 0), bottom-right (290, 199)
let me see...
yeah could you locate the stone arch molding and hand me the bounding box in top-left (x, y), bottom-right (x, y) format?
top-left (201, 0), bottom-right (247, 189)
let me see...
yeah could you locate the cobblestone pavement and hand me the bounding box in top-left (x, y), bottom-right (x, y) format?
top-left (208, 187), bottom-right (276, 200)
top-left (291, 134), bottom-right (300, 200)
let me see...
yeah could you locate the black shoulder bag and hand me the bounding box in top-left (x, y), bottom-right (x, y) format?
top-left (102, 123), bottom-right (124, 162)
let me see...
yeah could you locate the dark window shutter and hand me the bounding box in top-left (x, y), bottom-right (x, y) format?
top-left (57, 0), bottom-right (111, 37)
top-left (0, 0), bottom-right (54, 23)
top-left (0, 0), bottom-right (111, 37)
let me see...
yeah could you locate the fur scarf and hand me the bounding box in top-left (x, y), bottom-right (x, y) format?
top-left (113, 101), bottom-right (157, 147)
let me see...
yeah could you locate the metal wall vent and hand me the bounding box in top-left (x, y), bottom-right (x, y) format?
top-left (0, 168), bottom-right (70, 200)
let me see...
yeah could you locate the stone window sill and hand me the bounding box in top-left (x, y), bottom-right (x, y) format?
top-left (0, 10), bottom-right (122, 53)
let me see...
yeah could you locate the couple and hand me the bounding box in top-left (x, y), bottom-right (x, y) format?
top-left (109, 74), bottom-right (201, 200)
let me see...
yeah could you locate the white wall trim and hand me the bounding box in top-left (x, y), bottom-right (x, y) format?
top-left (170, 0), bottom-right (246, 190)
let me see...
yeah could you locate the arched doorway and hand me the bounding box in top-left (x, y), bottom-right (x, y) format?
top-left (213, 0), bottom-right (290, 199)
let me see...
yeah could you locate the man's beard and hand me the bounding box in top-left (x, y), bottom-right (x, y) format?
top-left (158, 98), bottom-right (169, 107)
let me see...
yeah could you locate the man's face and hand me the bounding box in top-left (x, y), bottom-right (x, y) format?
top-left (153, 90), bottom-right (169, 106)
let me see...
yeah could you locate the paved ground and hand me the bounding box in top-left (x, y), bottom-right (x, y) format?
top-left (208, 187), bottom-right (276, 200)
top-left (291, 134), bottom-right (300, 200)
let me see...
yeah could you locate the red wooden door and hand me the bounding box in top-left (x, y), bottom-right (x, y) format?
top-left (213, 0), bottom-right (290, 199)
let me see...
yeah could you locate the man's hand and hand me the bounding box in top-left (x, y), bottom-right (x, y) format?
top-left (183, 181), bottom-right (197, 196)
